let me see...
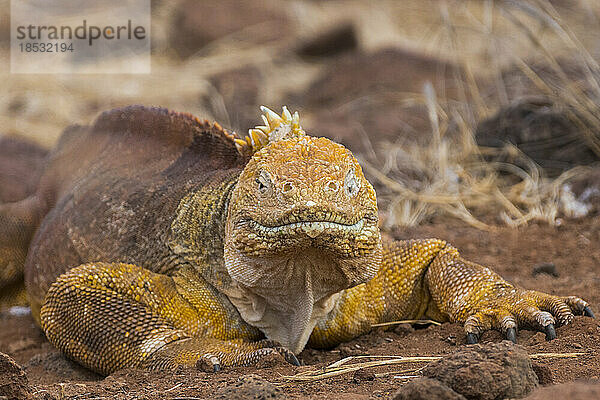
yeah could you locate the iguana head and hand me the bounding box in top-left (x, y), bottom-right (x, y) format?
top-left (223, 107), bottom-right (382, 353)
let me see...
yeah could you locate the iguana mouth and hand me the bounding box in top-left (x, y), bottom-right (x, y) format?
top-left (248, 218), bottom-right (366, 238)
top-left (247, 208), bottom-right (378, 228)
top-left (232, 212), bottom-right (380, 256)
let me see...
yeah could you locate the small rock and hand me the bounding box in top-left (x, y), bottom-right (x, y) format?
top-left (475, 96), bottom-right (599, 177)
top-left (577, 235), bottom-right (591, 247)
top-left (295, 48), bottom-right (463, 152)
top-left (532, 262), bottom-right (559, 277)
top-left (0, 352), bottom-right (32, 400)
top-left (38, 393), bottom-right (58, 400)
top-left (353, 369), bottom-right (375, 383)
top-left (422, 341), bottom-right (538, 400)
top-left (571, 342), bottom-right (583, 349)
top-left (525, 380), bottom-right (600, 400)
top-left (337, 344), bottom-right (367, 358)
top-left (393, 323), bottom-right (415, 336)
top-left (561, 168), bottom-right (600, 217)
top-left (214, 374), bottom-right (282, 400)
top-left (445, 335), bottom-right (457, 346)
top-left (303, 48), bottom-right (460, 108)
top-left (101, 375), bottom-right (129, 391)
top-left (531, 363), bottom-right (553, 385)
top-left (392, 377), bottom-right (466, 400)
top-left (7, 307), bottom-right (31, 317)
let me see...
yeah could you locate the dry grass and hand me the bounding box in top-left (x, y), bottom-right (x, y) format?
top-left (371, 319), bottom-right (442, 328)
top-left (363, 0), bottom-right (600, 229)
top-left (279, 352), bottom-right (585, 382)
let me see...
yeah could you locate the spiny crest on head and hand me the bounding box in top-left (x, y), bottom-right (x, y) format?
top-left (234, 106), bottom-right (305, 155)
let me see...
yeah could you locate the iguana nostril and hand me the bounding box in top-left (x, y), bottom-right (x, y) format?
top-left (326, 181), bottom-right (339, 192)
top-left (282, 182), bottom-right (294, 193)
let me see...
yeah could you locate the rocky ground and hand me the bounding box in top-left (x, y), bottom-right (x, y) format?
top-left (2, 1), bottom-right (600, 399)
top-left (1, 217), bottom-right (599, 399)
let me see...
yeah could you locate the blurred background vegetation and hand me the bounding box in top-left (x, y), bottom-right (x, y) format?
top-left (2, 0), bottom-right (600, 230)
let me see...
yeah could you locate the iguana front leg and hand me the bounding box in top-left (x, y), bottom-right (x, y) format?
top-left (308, 239), bottom-right (594, 348)
top-left (424, 242), bottom-right (594, 343)
top-left (40, 262), bottom-right (298, 375)
top-left (309, 239), bottom-right (447, 347)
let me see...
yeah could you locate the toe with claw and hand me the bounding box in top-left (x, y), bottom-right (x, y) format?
top-left (460, 291), bottom-right (594, 345)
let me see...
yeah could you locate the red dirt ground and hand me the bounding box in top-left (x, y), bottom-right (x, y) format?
top-left (2, 216), bottom-right (599, 399)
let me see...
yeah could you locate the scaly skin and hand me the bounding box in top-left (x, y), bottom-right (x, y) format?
top-left (0, 137), bottom-right (48, 307)
top-left (0, 105), bottom-right (594, 375)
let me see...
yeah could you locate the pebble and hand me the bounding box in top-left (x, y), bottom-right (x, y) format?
top-left (353, 369), bottom-right (375, 383)
top-left (444, 335), bottom-right (457, 346)
top-left (532, 262), bottom-right (559, 277)
top-left (7, 306), bottom-right (31, 317)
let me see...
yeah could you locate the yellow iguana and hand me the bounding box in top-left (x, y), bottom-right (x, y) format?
top-left (0, 105), bottom-right (594, 375)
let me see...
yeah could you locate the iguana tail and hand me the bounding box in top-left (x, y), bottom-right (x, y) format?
top-left (0, 136), bottom-right (48, 308)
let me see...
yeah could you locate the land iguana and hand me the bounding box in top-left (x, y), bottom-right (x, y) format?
top-left (0, 105), bottom-right (594, 375)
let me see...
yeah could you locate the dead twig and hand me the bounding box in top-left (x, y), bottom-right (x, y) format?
top-left (371, 319), bottom-right (442, 328)
top-left (280, 352), bottom-right (585, 382)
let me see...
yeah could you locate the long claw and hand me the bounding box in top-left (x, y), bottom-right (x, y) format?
top-left (466, 333), bottom-right (479, 344)
top-left (544, 324), bottom-right (556, 341)
top-left (583, 306), bottom-right (595, 318)
top-left (275, 347), bottom-right (301, 366)
top-left (285, 352), bottom-right (301, 366)
top-left (506, 328), bottom-right (517, 343)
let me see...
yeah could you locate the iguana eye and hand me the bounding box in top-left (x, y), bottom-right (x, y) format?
top-left (255, 170), bottom-right (273, 197)
top-left (345, 169), bottom-right (360, 197)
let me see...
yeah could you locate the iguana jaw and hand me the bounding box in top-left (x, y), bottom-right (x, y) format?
top-left (224, 202), bottom-right (381, 353)
top-left (222, 243), bottom-right (382, 353)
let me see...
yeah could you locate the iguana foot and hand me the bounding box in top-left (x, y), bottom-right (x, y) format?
top-left (40, 262), bottom-right (301, 374)
top-left (462, 290), bottom-right (594, 344)
top-left (146, 337), bottom-right (300, 372)
top-left (421, 242), bottom-right (594, 345)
